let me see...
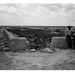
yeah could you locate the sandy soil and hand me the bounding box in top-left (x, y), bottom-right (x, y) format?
top-left (1, 49), bottom-right (75, 70)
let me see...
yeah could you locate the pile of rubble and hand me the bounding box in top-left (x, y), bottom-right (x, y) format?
top-left (28, 47), bottom-right (60, 53)
top-left (0, 29), bottom-right (61, 53)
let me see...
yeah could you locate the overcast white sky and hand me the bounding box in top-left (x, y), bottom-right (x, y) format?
top-left (0, 4), bottom-right (75, 26)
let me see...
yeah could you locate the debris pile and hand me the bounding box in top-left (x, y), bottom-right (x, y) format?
top-left (42, 47), bottom-right (53, 53)
top-left (0, 28), bottom-right (61, 53)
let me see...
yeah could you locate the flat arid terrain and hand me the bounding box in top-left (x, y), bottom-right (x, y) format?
top-left (0, 49), bottom-right (75, 70)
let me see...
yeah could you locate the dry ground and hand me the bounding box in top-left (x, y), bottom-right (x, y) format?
top-left (0, 49), bottom-right (75, 70)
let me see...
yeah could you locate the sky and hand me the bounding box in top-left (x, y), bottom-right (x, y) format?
top-left (0, 4), bottom-right (75, 26)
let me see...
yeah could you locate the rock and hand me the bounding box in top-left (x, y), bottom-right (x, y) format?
top-left (50, 47), bottom-right (60, 52)
top-left (42, 48), bottom-right (53, 53)
top-left (46, 48), bottom-right (53, 53)
top-left (30, 49), bottom-right (36, 52)
top-left (3, 47), bottom-right (10, 51)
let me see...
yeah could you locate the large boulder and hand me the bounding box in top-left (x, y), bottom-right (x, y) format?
top-left (30, 49), bottom-right (36, 52)
top-left (4, 29), bottom-right (29, 51)
top-left (50, 37), bottom-right (68, 49)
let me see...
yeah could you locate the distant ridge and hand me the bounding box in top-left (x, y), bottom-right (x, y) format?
top-left (0, 26), bottom-right (67, 30)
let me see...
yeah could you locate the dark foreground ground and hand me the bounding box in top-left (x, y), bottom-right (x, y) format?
top-left (0, 49), bottom-right (75, 70)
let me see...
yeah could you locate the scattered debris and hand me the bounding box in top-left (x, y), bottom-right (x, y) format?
top-left (0, 28), bottom-right (63, 53)
top-left (50, 46), bottom-right (60, 52)
top-left (3, 47), bottom-right (10, 52)
top-left (42, 47), bottom-right (53, 53)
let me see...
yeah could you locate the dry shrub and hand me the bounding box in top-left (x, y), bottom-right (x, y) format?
top-left (50, 37), bottom-right (68, 49)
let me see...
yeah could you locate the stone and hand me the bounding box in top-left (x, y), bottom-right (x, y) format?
top-left (42, 47), bottom-right (53, 53)
top-left (30, 49), bottom-right (36, 52)
top-left (3, 47), bottom-right (10, 51)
